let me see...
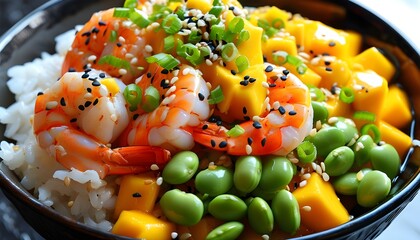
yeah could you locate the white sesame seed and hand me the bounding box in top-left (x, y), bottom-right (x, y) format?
top-left (347, 137), bottom-right (356, 147)
top-left (171, 232), bottom-right (178, 239)
top-left (316, 164), bottom-right (323, 175)
top-left (87, 55), bottom-right (97, 62)
top-left (299, 180), bottom-right (307, 187)
top-left (197, 19), bottom-right (206, 27)
top-left (130, 57), bottom-right (138, 64)
top-left (125, 53), bottom-right (134, 59)
top-left (151, 22), bottom-right (160, 28)
top-left (156, 177), bottom-right (163, 185)
top-left (311, 162), bottom-right (317, 170)
top-left (172, 69), bottom-right (179, 77)
top-left (67, 200), bottom-right (74, 207)
top-left (145, 45), bottom-right (153, 53)
top-left (302, 173), bottom-right (311, 180)
top-left (203, 31), bottom-right (209, 40)
top-left (182, 68), bottom-right (191, 75)
top-left (46, 101), bottom-right (58, 109)
top-left (262, 82), bottom-right (270, 88)
top-left (246, 145), bottom-right (252, 155)
top-left (309, 128), bottom-right (317, 137)
top-left (356, 170), bottom-right (365, 181)
top-left (110, 114), bottom-right (117, 122)
top-left (170, 77), bottom-right (179, 84)
top-left (150, 164), bottom-right (159, 171)
top-left (328, 117), bottom-right (339, 124)
top-left (212, 54), bottom-right (218, 61)
top-left (206, 82), bottom-right (212, 89)
top-left (119, 68), bottom-right (127, 75)
top-left (302, 206), bottom-right (312, 212)
top-left (322, 172), bottom-right (330, 181)
top-left (118, 36), bottom-right (126, 43)
top-left (64, 177), bottom-right (71, 186)
top-left (289, 157), bottom-right (299, 164)
top-left (320, 162), bottom-right (326, 172)
top-left (165, 85), bottom-right (177, 96)
top-left (356, 141), bottom-right (365, 151)
top-left (272, 101), bottom-right (280, 109)
top-left (205, 59), bottom-right (213, 66)
top-left (262, 234), bottom-right (270, 240)
top-left (316, 120), bottom-right (322, 130)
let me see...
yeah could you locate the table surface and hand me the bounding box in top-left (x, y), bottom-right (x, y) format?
top-left (0, 0), bottom-right (419, 239)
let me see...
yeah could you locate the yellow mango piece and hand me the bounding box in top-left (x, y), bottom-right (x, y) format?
top-left (287, 19), bottom-right (362, 59)
top-left (186, 0), bottom-right (212, 13)
top-left (379, 121), bottom-right (412, 158)
top-left (262, 36), bottom-right (298, 60)
top-left (284, 62), bottom-right (322, 87)
top-left (201, 64), bottom-right (266, 120)
top-left (324, 95), bottom-right (352, 119)
top-left (99, 78), bottom-right (120, 96)
top-left (177, 216), bottom-right (224, 240)
top-left (112, 210), bottom-right (176, 240)
top-left (262, 6), bottom-right (290, 29)
top-left (350, 47), bottom-right (396, 82)
top-left (292, 173), bottom-right (350, 232)
top-left (381, 85), bottom-right (412, 129)
top-left (310, 58), bottom-right (352, 89)
top-left (350, 70), bottom-right (389, 117)
top-left (114, 173), bottom-right (160, 219)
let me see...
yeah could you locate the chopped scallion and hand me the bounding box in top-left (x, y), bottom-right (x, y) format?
top-left (188, 30), bottom-right (202, 44)
top-left (272, 51), bottom-right (288, 65)
top-left (109, 30), bottom-right (117, 42)
top-left (209, 6), bottom-right (223, 17)
top-left (339, 87), bottom-right (355, 104)
top-left (162, 14), bottom-right (182, 35)
top-left (177, 43), bottom-right (201, 65)
top-left (235, 55), bottom-right (249, 73)
top-left (163, 35), bottom-right (175, 52)
top-left (146, 53), bottom-right (180, 70)
top-left (221, 43), bottom-right (238, 62)
top-left (296, 141), bottom-right (317, 163)
top-left (361, 123), bottom-right (381, 143)
top-left (123, 84), bottom-right (142, 111)
top-left (309, 86), bottom-right (325, 102)
top-left (227, 125), bottom-right (245, 137)
top-left (228, 17), bottom-right (245, 34)
top-left (353, 111), bottom-right (376, 122)
top-left (123, 0), bottom-right (137, 8)
top-left (113, 7), bottom-right (131, 18)
top-left (98, 55), bottom-right (131, 69)
top-left (130, 9), bottom-right (151, 28)
top-left (209, 24), bottom-right (225, 41)
top-left (237, 29), bottom-right (250, 45)
top-left (142, 86), bottom-right (160, 112)
top-left (271, 18), bottom-right (285, 29)
top-left (208, 85), bottom-right (224, 104)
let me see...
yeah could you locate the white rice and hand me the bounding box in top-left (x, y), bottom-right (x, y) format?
top-left (0, 28), bottom-right (117, 232)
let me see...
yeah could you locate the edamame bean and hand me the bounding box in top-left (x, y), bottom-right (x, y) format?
top-left (324, 146), bottom-right (354, 176)
top-left (257, 156), bottom-right (294, 192)
top-left (332, 117), bottom-right (358, 144)
top-left (307, 126), bottom-right (346, 157)
top-left (333, 172), bottom-right (359, 195)
top-left (357, 170), bottom-right (391, 208)
top-left (162, 151), bottom-right (199, 184)
top-left (208, 194), bottom-right (247, 221)
top-left (233, 156), bottom-right (262, 193)
top-left (160, 189), bottom-right (203, 226)
top-left (352, 134), bottom-right (375, 167)
top-left (271, 189), bottom-right (300, 234)
top-left (205, 221), bottom-right (244, 240)
top-left (311, 101), bottom-right (329, 125)
top-left (370, 143), bottom-right (400, 179)
top-left (247, 197), bottom-right (274, 234)
top-left (195, 166), bottom-right (233, 196)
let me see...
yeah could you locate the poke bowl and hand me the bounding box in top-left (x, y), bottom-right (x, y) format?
top-left (0, 0), bottom-right (419, 239)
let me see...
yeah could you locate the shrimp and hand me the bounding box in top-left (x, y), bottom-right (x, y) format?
top-left (193, 63), bottom-right (313, 156)
top-left (115, 63), bottom-right (212, 152)
top-left (33, 70), bottom-right (170, 179)
top-left (62, 8), bottom-right (149, 84)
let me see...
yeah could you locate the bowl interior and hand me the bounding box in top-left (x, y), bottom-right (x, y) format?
top-left (1, 0), bottom-right (419, 239)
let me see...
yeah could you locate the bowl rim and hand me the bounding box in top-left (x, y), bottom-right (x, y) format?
top-left (1, 0), bottom-right (420, 239)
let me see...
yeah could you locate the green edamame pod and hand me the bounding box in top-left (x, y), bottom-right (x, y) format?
top-left (247, 197), bottom-right (274, 234)
top-left (306, 126), bottom-right (346, 157)
top-left (233, 156), bottom-right (262, 193)
top-left (332, 117), bottom-right (358, 144)
top-left (258, 156), bottom-right (294, 192)
top-left (352, 135), bottom-right (375, 167)
top-left (206, 222), bottom-right (244, 240)
top-left (333, 172), bottom-right (359, 195)
top-left (271, 189), bottom-right (300, 234)
top-left (162, 151), bottom-right (199, 184)
top-left (357, 170), bottom-right (391, 208)
top-left (311, 101), bottom-right (329, 125)
top-left (324, 146), bottom-right (354, 176)
top-left (160, 189), bottom-right (204, 226)
top-left (195, 166), bottom-right (233, 196)
top-left (370, 144), bottom-right (401, 179)
top-left (208, 194), bottom-right (247, 221)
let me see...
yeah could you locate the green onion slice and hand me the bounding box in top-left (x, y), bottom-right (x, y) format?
top-left (353, 111), bottom-right (376, 122)
top-left (163, 35), bottom-right (175, 52)
top-left (209, 24), bottom-right (225, 41)
top-left (271, 18), bottom-right (285, 29)
top-left (109, 30), bottom-right (118, 42)
top-left (123, 84), bottom-right (142, 111)
top-left (142, 86), bottom-right (160, 112)
top-left (188, 30), bottom-right (202, 44)
top-left (228, 17), bottom-right (245, 34)
top-left (296, 141), bottom-right (317, 163)
top-left (221, 43), bottom-right (238, 62)
top-left (227, 125), bottom-right (245, 137)
top-left (235, 55), bottom-right (249, 73)
top-left (123, 0), bottom-right (138, 8)
top-left (130, 9), bottom-right (151, 28)
top-left (208, 85), bottom-right (224, 104)
top-left (113, 8), bottom-right (131, 18)
top-left (361, 123), bottom-right (381, 143)
top-left (162, 14), bottom-right (182, 35)
top-left (339, 87), bottom-right (355, 104)
top-left (209, 6), bottom-right (223, 17)
top-left (237, 29), bottom-right (250, 45)
top-left (272, 51), bottom-right (288, 65)
top-left (146, 53), bottom-right (180, 70)
top-left (98, 55), bottom-right (131, 69)
top-left (309, 86), bottom-right (325, 102)
top-left (177, 43), bottom-right (201, 65)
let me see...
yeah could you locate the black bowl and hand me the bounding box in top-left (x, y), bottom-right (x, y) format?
top-left (0, 0), bottom-right (419, 239)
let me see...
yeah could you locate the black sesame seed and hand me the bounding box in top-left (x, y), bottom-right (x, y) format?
top-left (98, 21), bottom-right (106, 26)
top-left (84, 101), bottom-right (92, 108)
top-left (81, 73), bottom-right (89, 79)
top-left (147, 72), bottom-right (152, 78)
top-left (88, 77), bottom-right (98, 81)
top-left (261, 138), bottom-right (267, 147)
top-left (283, 69), bottom-right (290, 75)
top-left (289, 110), bottom-right (297, 115)
top-left (198, 93), bottom-right (205, 101)
top-left (68, 67), bottom-right (76, 72)
top-left (242, 107), bottom-right (247, 114)
top-left (244, 75), bottom-right (250, 80)
top-left (249, 78), bottom-right (256, 83)
top-left (85, 37), bottom-right (90, 45)
top-left (160, 79), bottom-right (170, 89)
top-left (231, 70), bottom-right (237, 75)
top-left (92, 81), bottom-right (101, 86)
top-left (202, 124), bottom-right (208, 130)
top-left (247, 137), bottom-right (253, 145)
top-left (252, 121), bottom-right (262, 129)
top-left (280, 75), bottom-right (288, 81)
top-left (99, 73), bottom-right (106, 78)
top-left (161, 69), bottom-right (169, 74)
top-left (328, 41), bottom-right (336, 47)
top-left (211, 139), bottom-right (216, 147)
top-left (269, 83), bottom-right (276, 88)
top-left (87, 88), bottom-right (92, 93)
top-left (60, 97), bottom-right (66, 106)
top-left (91, 27), bottom-right (100, 34)
top-left (81, 31), bottom-right (91, 37)
top-left (70, 118), bottom-right (77, 123)
top-left (37, 92), bottom-right (44, 96)
top-left (78, 105), bottom-right (85, 111)
top-left (132, 192), bottom-right (142, 198)
top-left (116, 42), bottom-right (122, 47)
top-left (278, 106), bottom-right (286, 115)
top-left (93, 98), bottom-right (99, 106)
top-left (240, 80), bottom-right (249, 86)
top-left (325, 67), bottom-right (332, 72)
top-left (325, 61), bottom-right (331, 66)
top-left (219, 141), bottom-right (228, 148)
top-left (229, 6), bottom-right (235, 10)
top-left (133, 114), bottom-right (139, 120)
top-left (265, 65), bottom-right (274, 72)
top-left (216, 120), bottom-right (223, 126)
